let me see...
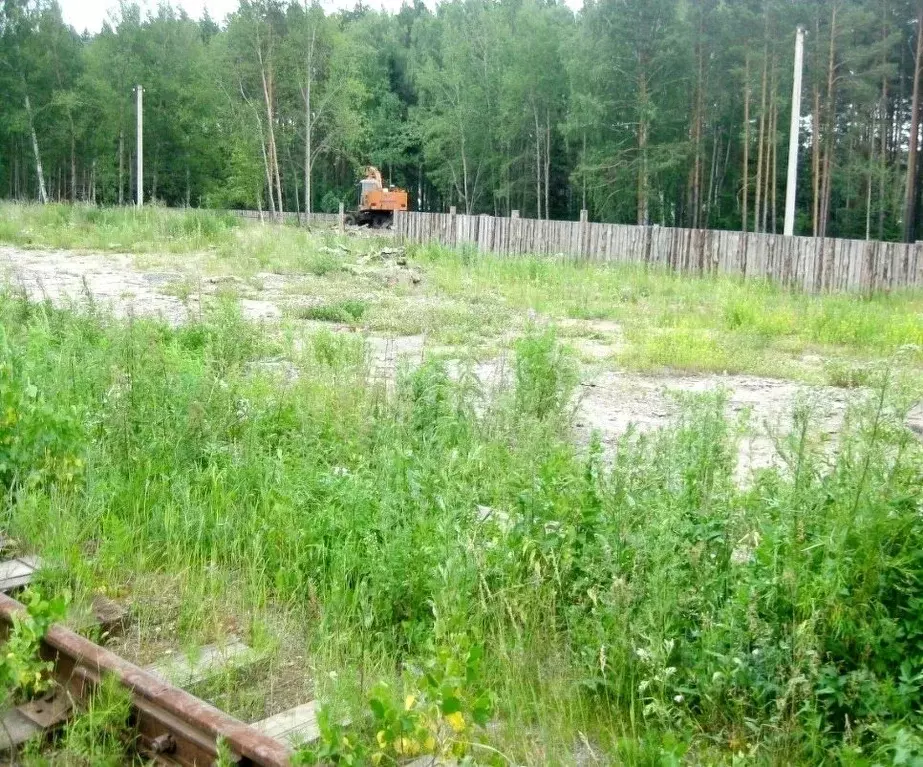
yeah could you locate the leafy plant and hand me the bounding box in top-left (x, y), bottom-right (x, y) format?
top-left (298, 300), bottom-right (368, 324)
top-left (0, 588), bottom-right (68, 707)
top-left (294, 641), bottom-right (498, 766)
top-left (512, 328), bottom-right (577, 421)
top-left (0, 348), bottom-right (84, 490)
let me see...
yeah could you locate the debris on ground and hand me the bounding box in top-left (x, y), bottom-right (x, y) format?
top-left (345, 246), bottom-right (421, 287)
top-left (320, 243), bottom-right (351, 256)
top-left (379, 246), bottom-right (407, 264)
top-left (206, 275), bottom-right (247, 286)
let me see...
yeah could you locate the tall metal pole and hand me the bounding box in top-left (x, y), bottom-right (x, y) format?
top-left (136, 85), bottom-right (143, 208)
top-left (783, 27), bottom-right (805, 237)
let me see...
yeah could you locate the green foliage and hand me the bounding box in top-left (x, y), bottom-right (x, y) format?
top-left (513, 329), bottom-right (577, 421)
top-left (0, 588), bottom-right (68, 708)
top-left (32, 675), bottom-right (135, 767)
top-left (320, 191), bottom-right (345, 214)
top-left (2, 289), bottom-right (923, 762)
top-left (298, 299), bottom-right (368, 324)
top-left (3, 0), bottom-right (922, 238)
top-left (0, 333), bottom-right (84, 490)
top-left (294, 640), bottom-right (497, 766)
top-left (0, 203), bottom-right (240, 253)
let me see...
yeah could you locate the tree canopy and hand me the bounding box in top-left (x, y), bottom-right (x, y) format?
top-left (2, 0), bottom-right (923, 240)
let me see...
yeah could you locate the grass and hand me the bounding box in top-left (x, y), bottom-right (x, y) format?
top-left (297, 298), bottom-right (369, 323)
top-left (2, 202), bottom-right (921, 383)
top-left (3, 203), bottom-right (923, 761)
top-left (414, 243), bottom-right (923, 380)
top-left (2, 289), bottom-right (923, 764)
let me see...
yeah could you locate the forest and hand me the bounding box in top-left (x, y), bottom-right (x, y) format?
top-left (2, 0), bottom-right (923, 241)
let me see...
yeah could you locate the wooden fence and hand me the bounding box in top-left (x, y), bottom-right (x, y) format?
top-left (394, 210), bottom-right (923, 293)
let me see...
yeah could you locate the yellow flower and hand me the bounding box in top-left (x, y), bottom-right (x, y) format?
top-left (376, 730), bottom-right (387, 748)
top-left (404, 694), bottom-right (417, 710)
top-left (397, 737), bottom-right (421, 756)
top-left (444, 711), bottom-right (466, 733)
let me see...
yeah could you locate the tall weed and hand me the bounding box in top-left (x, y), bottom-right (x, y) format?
top-left (2, 294), bottom-right (922, 762)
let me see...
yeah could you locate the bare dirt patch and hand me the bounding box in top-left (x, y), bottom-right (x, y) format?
top-left (2, 245), bottom-right (198, 324)
top-left (0, 245), bottom-right (290, 324)
top-left (1, 243), bottom-right (868, 483)
top-left (576, 370), bottom-right (853, 482)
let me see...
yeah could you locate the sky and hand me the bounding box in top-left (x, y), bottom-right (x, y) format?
top-left (62, 0), bottom-right (437, 34)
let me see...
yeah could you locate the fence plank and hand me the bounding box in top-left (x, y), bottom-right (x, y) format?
top-left (384, 210), bottom-right (923, 293)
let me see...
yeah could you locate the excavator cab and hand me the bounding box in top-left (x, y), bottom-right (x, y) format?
top-left (359, 176), bottom-right (379, 208)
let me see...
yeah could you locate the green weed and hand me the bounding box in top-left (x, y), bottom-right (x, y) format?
top-left (298, 299), bottom-right (368, 323)
top-left (0, 588), bottom-right (68, 708)
top-left (0, 279), bottom-right (922, 763)
top-left (414, 242), bottom-right (923, 377)
top-left (295, 640), bottom-right (498, 766)
top-left (24, 675), bottom-right (136, 766)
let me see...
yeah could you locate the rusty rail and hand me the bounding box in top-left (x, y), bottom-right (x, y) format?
top-left (0, 592), bottom-right (292, 766)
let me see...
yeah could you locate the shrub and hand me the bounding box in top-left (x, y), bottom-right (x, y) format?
top-left (298, 299), bottom-right (368, 323)
top-left (513, 328), bottom-right (577, 420)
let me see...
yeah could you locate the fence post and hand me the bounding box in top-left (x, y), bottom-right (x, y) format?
top-left (449, 206), bottom-right (457, 248)
top-left (338, 202), bottom-right (345, 233)
top-left (511, 210), bottom-right (519, 256)
top-left (579, 209), bottom-right (588, 260)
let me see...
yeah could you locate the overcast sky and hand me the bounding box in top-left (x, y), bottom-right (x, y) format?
top-left (61, 0), bottom-right (451, 34)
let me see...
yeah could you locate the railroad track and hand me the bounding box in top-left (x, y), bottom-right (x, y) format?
top-left (0, 554), bottom-right (321, 765)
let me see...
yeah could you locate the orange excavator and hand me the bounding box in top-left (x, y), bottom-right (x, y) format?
top-left (345, 166), bottom-right (408, 228)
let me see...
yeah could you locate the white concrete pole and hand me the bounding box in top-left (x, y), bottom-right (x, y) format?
top-left (136, 85), bottom-right (143, 207)
top-left (783, 27), bottom-right (805, 237)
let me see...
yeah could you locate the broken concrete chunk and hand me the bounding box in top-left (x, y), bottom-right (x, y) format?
top-left (908, 403), bottom-right (923, 440)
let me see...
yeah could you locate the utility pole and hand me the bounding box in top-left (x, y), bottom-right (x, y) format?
top-left (135, 85), bottom-right (143, 208)
top-left (784, 27), bottom-right (805, 237)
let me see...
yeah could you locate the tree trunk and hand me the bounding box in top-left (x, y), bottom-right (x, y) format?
top-left (118, 127), bottom-right (124, 206)
top-left (258, 43), bottom-right (283, 213)
top-left (152, 144), bottom-right (158, 201)
top-left (770, 96), bottom-right (778, 233)
top-left (544, 110), bottom-right (551, 220)
top-left (303, 23), bottom-right (315, 218)
top-left (706, 127), bottom-right (719, 228)
top-left (261, 127), bottom-right (275, 214)
top-left (70, 128), bottom-right (77, 201)
top-left (878, 71), bottom-right (888, 240)
top-left (742, 56), bottom-right (750, 233)
top-left (23, 91), bottom-right (48, 204)
top-left (460, 130), bottom-right (471, 214)
top-left (581, 131), bottom-right (587, 212)
top-left (638, 70), bottom-right (649, 225)
top-left (690, 27), bottom-right (704, 229)
top-left (128, 144), bottom-right (133, 207)
top-left (534, 105), bottom-right (542, 219)
top-left (904, 2), bottom-right (923, 242)
top-left (304, 73), bottom-right (312, 217)
top-left (763, 73), bottom-right (775, 235)
top-left (819, 2), bottom-right (838, 239)
top-left (754, 43), bottom-right (768, 233)
top-left (812, 86), bottom-right (821, 236)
